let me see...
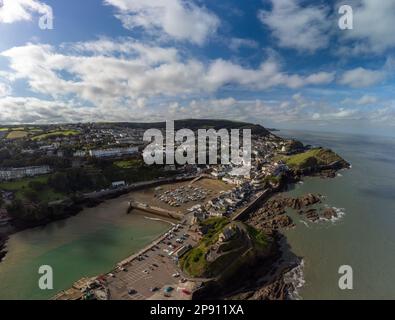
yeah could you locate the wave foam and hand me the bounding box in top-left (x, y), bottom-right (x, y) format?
top-left (299, 220), bottom-right (310, 228)
top-left (283, 259), bottom-right (305, 300)
top-left (331, 207), bottom-right (346, 222)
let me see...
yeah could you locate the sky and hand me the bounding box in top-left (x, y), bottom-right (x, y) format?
top-left (0, 0), bottom-right (394, 136)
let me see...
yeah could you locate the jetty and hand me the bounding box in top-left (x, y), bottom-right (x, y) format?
top-left (128, 201), bottom-right (184, 220)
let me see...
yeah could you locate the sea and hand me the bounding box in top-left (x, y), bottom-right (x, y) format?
top-left (278, 129), bottom-right (395, 300)
top-left (0, 194), bottom-right (170, 300)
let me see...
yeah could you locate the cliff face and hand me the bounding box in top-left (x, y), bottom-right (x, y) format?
top-left (180, 219), bottom-right (271, 280)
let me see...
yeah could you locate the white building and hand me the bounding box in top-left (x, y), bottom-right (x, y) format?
top-left (73, 151), bottom-right (87, 157)
top-left (0, 165), bottom-right (51, 181)
top-left (89, 147), bottom-right (138, 158)
top-left (112, 181), bottom-right (126, 188)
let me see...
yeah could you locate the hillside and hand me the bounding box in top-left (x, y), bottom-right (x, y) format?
top-left (180, 218), bottom-right (271, 279)
top-left (281, 147), bottom-right (350, 171)
top-left (97, 119), bottom-right (271, 136)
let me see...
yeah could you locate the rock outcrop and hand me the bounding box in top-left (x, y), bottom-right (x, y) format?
top-left (322, 207), bottom-right (338, 220)
top-left (0, 235), bottom-right (7, 262)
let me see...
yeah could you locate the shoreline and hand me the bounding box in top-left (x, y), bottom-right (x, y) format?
top-left (0, 174), bottom-right (198, 264)
top-left (0, 143), bottom-right (351, 299)
top-left (52, 162), bottom-right (348, 300)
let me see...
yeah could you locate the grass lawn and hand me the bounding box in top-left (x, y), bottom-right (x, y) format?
top-left (6, 130), bottom-right (28, 139)
top-left (0, 175), bottom-right (65, 203)
top-left (32, 130), bottom-right (80, 141)
top-left (113, 159), bottom-right (142, 169)
top-left (282, 148), bottom-right (343, 169)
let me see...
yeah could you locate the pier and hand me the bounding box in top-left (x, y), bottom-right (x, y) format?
top-left (128, 201), bottom-right (184, 220)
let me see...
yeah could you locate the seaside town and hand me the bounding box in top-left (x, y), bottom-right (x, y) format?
top-left (0, 120), bottom-right (349, 300)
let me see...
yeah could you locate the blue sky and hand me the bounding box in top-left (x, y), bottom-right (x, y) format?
top-left (0, 0), bottom-right (394, 136)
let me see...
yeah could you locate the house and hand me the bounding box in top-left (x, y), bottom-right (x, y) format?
top-left (89, 147), bottom-right (138, 158)
top-left (218, 225), bottom-right (237, 243)
top-left (73, 151), bottom-right (86, 157)
top-left (0, 208), bottom-right (11, 226)
top-left (112, 181), bottom-right (126, 188)
top-left (0, 166), bottom-right (51, 181)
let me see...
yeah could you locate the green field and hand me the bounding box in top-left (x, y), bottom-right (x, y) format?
top-left (6, 130), bottom-right (28, 139)
top-left (281, 148), bottom-right (343, 169)
top-left (32, 130), bottom-right (80, 141)
top-left (113, 159), bottom-right (142, 169)
top-left (0, 175), bottom-right (65, 203)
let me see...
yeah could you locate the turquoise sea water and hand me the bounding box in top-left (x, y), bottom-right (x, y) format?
top-left (0, 194), bottom-right (170, 300)
top-left (278, 130), bottom-right (395, 299)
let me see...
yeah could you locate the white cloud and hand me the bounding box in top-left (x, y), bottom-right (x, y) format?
top-left (259, 0), bottom-right (331, 52)
top-left (1, 93), bottom-right (394, 127)
top-left (339, 67), bottom-right (385, 88)
top-left (103, 0), bottom-right (220, 45)
top-left (339, 0), bottom-right (395, 54)
top-left (0, 0), bottom-right (51, 24)
top-left (342, 95), bottom-right (379, 106)
top-left (162, 94), bottom-right (395, 126)
top-left (206, 59), bottom-right (334, 90)
top-left (0, 41), bottom-right (335, 110)
top-left (0, 96), bottom-right (158, 124)
top-left (357, 95), bottom-right (378, 105)
top-left (0, 83), bottom-right (10, 96)
top-left (229, 38), bottom-right (259, 51)
top-left (69, 38), bottom-right (179, 64)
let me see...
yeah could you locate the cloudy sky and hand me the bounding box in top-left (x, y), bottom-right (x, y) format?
top-left (0, 0), bottom-right (394, 136)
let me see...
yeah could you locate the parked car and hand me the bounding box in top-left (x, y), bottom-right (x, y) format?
top-left (128, 289), bottom-right (137, 295)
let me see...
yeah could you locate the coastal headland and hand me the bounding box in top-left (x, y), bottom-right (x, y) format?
top-left (0, 120), bottom-right (350, 300)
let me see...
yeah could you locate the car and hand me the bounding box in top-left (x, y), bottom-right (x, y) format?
top-left (128, 289), bottom-right (137, 295)
top-left (172, 273), bottom-right (180, 278)
top-left (181, 289), bottom-right (191, 295)
top-left (150, 287), bottom-right (159, 292)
